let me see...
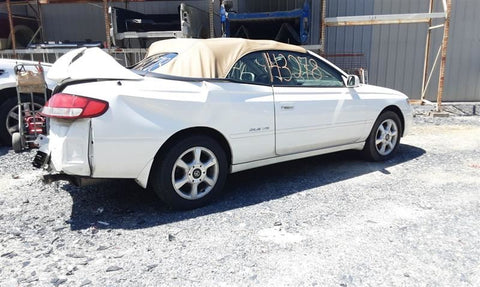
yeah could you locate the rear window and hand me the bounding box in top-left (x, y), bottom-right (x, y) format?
top-left (132, 53), bottom-right (177, 73)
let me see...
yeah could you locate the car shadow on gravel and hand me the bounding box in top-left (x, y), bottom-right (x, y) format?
top-left (64, 144), bottom-right (425, 230)
top-left (0, 146), bottom-right (9, 156)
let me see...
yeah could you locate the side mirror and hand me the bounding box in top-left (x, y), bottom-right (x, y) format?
top-left (345, 75), bottom-right (360, 88)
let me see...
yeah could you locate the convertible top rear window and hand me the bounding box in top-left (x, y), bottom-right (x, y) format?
top-left (132, 53), bottom-right (177, 73)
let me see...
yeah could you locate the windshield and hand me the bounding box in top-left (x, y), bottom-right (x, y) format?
top-left (131, 53), bottom-right (177, 73)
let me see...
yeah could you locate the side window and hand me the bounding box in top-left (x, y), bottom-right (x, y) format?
top-left (226, 52), bottom-right (271, 85)
top-left (266, 51), bottom-right (345, 87)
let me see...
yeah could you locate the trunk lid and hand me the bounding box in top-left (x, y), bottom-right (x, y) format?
top-left (47, 47), bottom-right (142, 84)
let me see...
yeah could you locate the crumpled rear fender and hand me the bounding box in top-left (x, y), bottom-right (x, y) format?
top-left (46, 118), bottom-right (92, 176)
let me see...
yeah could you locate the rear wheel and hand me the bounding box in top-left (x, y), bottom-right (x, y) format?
top-left (363, 111), bottom-right (402, 161)
top-left (151, 135), bottom-right (228, 210)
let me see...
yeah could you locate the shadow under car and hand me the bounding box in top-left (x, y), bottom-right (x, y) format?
top-left (63, 143), bottom-right (425, 230)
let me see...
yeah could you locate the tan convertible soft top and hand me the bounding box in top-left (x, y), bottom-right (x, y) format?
top-left (147, 38), bottom-right (307, 78)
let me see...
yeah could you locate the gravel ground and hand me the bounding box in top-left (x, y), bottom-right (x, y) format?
top-left (0, 114), bottom-right (479, 286)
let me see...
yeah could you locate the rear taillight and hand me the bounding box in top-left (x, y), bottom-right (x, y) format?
top-left (41, 93), bottom-right (109, 119)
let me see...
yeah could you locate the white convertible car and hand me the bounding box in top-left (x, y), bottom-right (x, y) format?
top-left (34, 38), bottom-right (412, 209)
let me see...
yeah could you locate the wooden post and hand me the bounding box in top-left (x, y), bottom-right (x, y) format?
top-left (421, 0), bottom-right (434, 101)
top-left (103, 0), bottom-right (111, 49)
top-left (6, 0), bottom-right (17, 58)
top-left (36, 0), bottom-right (45, 42)
top-left (436, 0), bottom-right (451, 112)
top-left (209, 0), bottom-right (214, 38)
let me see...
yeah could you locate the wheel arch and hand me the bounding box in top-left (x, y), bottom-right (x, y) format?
top-left (379, 105), bottom-right (405, 137)
top-left (154, 126), bottom-right (233, 168)
top-left (146, 126), bottom-right (232, 190)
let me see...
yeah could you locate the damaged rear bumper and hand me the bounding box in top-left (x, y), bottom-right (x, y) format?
top-left (33, 116), bottom-right (154, 188)
top-left (33, 118), bottom-right (92, 180)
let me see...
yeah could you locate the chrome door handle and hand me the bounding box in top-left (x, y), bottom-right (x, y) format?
top-left (281, 105), bottom-right (294, 110)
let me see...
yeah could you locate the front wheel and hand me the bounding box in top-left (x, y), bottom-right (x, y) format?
top-left (150, 135), bottom-right (228, 210)
top-left (363, 111), bottom-right (402, 161)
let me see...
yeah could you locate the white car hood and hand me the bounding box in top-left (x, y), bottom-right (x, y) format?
top-left (47, 47), bottom-right (142, 83)
top-left (356, 84), bottom-right (408, 98)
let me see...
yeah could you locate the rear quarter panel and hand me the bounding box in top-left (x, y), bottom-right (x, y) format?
top-left (62, 77), bottom-right (275, 179)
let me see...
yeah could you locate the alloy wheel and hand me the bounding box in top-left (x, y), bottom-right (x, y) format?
top-left (375, 118), bottom-right (399, 156)
top-left (171, 146), bottom-right (219, 200)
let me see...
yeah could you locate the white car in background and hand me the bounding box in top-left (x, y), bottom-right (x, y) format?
top-left (0, 59), bottom-right (54, 146)
top-left (35, 38), bottom-right (413, 209)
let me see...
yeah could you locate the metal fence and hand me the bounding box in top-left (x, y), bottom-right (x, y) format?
top-left (0, 48), bottom-right (146, 66)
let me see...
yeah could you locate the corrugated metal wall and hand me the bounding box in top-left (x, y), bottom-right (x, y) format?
top-left (24, 0), bottom-right (480, 101)
top-left (367, 0), bottom-right (480, 101)
top-left (368, 0), bottom-right (430, 100)
top-left (236, 0), bottom-right (480, 102)
top-left (237, 0), bottom-right (374, 53)
top-left (325, 0), bottom-right (480, 102)
top-left (442, 0), bottom-right (480, 102)
top-left (324, 0), bottom-right (374, 76)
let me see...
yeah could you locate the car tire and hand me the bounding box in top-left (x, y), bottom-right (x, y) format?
top-left (363, 111), bottom-right (402, 161)
top-left (0, 95), bottom-right (45, 146)
top-left (7, 25), bottom-right (36, 49)
top-left (151, 135), bottom-right (228, 210)
top-left (12, 132), bottom-right (23, 153)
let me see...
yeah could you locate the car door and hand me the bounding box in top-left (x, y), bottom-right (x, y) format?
top-left (267, 51), bottom-right (366, 155)
top-left (221, 51), bottom-right (276, 163)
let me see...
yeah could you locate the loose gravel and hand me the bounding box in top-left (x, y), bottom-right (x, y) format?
top-left (0, 114), bottom-right (479, 286)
